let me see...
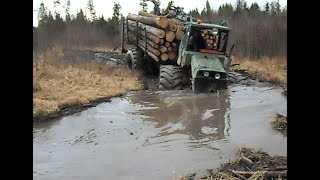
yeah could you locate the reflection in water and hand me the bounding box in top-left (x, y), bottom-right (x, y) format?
top-left (127, 90), bottom-right (231, 141)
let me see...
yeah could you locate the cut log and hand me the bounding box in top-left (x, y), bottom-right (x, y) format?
top-left (139, 31), bottom-right (160, 44)
top-left (175, 26), bottom-right (184, 40)
top-left (165, 31), bottom-right (175, 42)
top-left (159, 39), bottom-right (164, 44)
top-left (169, 18), bottom-right (184, 26)
top-left (129, 26), bottom-right (161, 44)
top-left (168, 22), bottom-right (178, 31)
top-left (138, 11), bottom-right (158, 18)
top-left (171, 42), bottom-right (178, 48)
top-left (160, 53), bottom-right (168, 61)
top-left (164, 41), bottom-right (171, 47)
top-left (128, 20), bottom-right (166, 38)
top-left (210, 36), bottom-right (213, 40)
top-left (138, 39), bottom-right (161, 56)
top-left (210, 39), bottom-right (213, 44)
top-left (205, 35), bottom-right (210, 39)
top-left (159, 45), bottom-right (168, 53)
top-left (172, 47), bottom-right (178, 52)
top-left (138, 37), bottom-right (159, 49)
top-left (167, 47), bottom-right (173, 52)
top-left (168, 51), bottom-right (176, 60)
top-left (137, 43), bottom-right (159, 61)
top-left (127, 14), bottom-right (169, 29)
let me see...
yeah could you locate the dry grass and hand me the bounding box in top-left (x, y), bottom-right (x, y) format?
top-left (231, 57), bottom-right (287, 85)
top-left (33, 46), bottom-right (143, 118)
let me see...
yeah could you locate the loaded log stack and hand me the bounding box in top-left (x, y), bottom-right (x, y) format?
top-left (126, 12), bottom-right (184, 62)
top-left (200, 29), bottom-right (219, 49)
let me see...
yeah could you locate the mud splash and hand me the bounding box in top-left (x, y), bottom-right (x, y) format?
top-left (33, 84), bottom-right (286, 179)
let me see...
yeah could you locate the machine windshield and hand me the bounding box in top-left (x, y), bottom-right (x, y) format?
top-left (187, 27), bottom-right (228, 54)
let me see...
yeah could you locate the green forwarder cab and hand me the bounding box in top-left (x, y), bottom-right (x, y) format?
top-left (175, 21), bottom-right (233, 93)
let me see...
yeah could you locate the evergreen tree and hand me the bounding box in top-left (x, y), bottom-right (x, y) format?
top-left (218, 3), bottom-right (233, 17)
top-left (205, 0), bottom-right (212, 13)
top-left (87, 0), bottom-right (97, 20)
top-left (38, 2), bottom-right (48, 27)
top-left (65, 0), bottom-right (71, 22)
top-left (243, 2), bottom-right (249, 12)
top-left (53, 0), bottom-right (60, 15)
top-left (281, 5), bottom-right (287, 15)
top-left (139, 0), bottom-right (148, 12)
top-left (112, 2), bottom-right (122, 23)
top-left (75, 9), bottom-right (86, 24)
top-left (189, 8), bottom-right (200, 18)
top-left (275, 0), bottom-right (281, 15)
top-left (270, 1), bottom-right (276, 16)
top-left (235, 0), bottom-right (243, 13)
top-left (249, 3), bottom-right (260, 16)
top-left (264, 2), bottom-right (270, 15)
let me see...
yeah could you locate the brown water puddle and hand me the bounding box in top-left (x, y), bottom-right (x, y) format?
top-left (33, 84), bottom-right (287, 179)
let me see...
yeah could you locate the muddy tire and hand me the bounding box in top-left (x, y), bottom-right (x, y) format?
top-left (158, 65), bottom-right (188, 90)
top-left (192, 79), bottom-right (217, 94)
top-left (192, 79), bottom-right (228, 93)
top-left (218, 80), bottom-right (228, 90)
top-left (125, 48), bottom-right (143, 70)
top-left (191, 78), bottom-right (230, 93)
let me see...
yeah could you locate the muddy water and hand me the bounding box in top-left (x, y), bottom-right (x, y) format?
top-left (33, 84), bottom-right (287, 180)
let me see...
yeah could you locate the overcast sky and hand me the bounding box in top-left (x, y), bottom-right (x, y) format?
top-left (33, 0), bottom-right (287, 27)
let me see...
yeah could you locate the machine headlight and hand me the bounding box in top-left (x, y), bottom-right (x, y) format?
top-left (203, 71), bottom-right (210, 77)
top-left (215, 73), bottom-right (220, 79)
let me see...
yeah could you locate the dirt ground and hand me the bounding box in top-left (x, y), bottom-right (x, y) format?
top-left (181, 147), bottom-right (287, 180)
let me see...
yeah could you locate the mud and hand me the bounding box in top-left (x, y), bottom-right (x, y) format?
top-left (183, 147), bottom-right (287, 179)
top-left (33, 84), bottom-right (287, 179)
top-left (33, 95), bottom-right (120, 123)
top-left (272, 114), bottom-right (287, 136)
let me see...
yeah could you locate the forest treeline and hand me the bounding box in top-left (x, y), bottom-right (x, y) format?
top-left (33, 0), bottom-right (287, 58)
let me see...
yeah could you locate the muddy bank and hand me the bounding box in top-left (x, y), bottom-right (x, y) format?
top-left (33, 95), bottom-right (118, 123)
top-left (272, 114), bottom-right (287, 136)
top-left (181, 147), bottom-right (287, 180)
top-left (231, 68), bottom-right (287, 95)
top-left (33, 49), bottom-right (156, 123)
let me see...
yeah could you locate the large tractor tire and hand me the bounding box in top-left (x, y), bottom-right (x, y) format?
top-left (158, 65), bottom-right (188, 90)
top-left (125, 48), bottom-right (143, 71)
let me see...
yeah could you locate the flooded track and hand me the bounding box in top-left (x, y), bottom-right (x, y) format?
top-left (33, 83), bottom-right (287, 179)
